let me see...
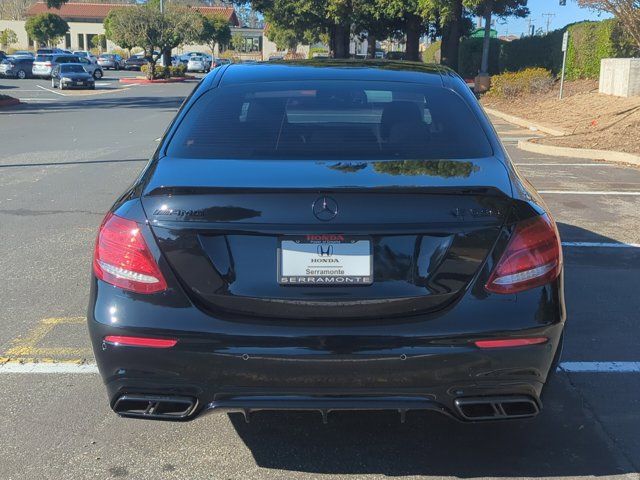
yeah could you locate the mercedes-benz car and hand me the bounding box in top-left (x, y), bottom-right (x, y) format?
top-left (88, 61), bottom-right (566, 423)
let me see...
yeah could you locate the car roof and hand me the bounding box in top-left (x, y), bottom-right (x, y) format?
top-left (213, 60), bottom-right (453, 88)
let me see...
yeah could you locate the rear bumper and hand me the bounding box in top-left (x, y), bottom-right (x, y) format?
top-left (88, 250), bottom-right (565, 422)
top-left (89, 309), bottom-right (563, 422)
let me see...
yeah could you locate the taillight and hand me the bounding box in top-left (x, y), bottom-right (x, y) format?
top-left (104, 335), bottom-right (177, 348)
top-left (474, 337), bottom-right (548, 349)
top-left (485, 214), bottom-right (562, 294)
top-left (44, 62), bottom-right (52, 67)
top-left (93, 212), bottom-right (167, 294)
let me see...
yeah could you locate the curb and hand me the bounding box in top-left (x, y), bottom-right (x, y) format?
top-left (484, 105), bottom-right (640, 167)
top-left (0, 97), bottom-right (21, 107)
top-left (483, 107), bottom-right (566, 136)
top-left (119, 76), bottom-right (191, 84)
top-left (517, 140), bottom-right (640, 167)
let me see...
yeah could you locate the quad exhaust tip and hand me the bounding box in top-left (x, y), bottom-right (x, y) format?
top-left (113, 394), bottom-right (539, 422)
top-left (114, 394), bottom-right (197, 420)
top-left (455, 396), bottom-right (539, 421)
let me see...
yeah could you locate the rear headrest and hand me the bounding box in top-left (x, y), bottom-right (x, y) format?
top-left (381, 101), bottom-right (423, 138)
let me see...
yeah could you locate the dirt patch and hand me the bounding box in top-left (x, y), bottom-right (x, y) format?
top-left (482, 80), bottom-right (640, 155)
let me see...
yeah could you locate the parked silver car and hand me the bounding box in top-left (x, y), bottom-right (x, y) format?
top-left (97, 54), bottom-right (125, 70)
top-left (31, 54), bottom-right (54, 78)
top-left (73, 50), bottom-right (98, 63)
top-left (187, 55), bottom-right (210, 73)
top-left (32, 54), bottom-right (103, 79)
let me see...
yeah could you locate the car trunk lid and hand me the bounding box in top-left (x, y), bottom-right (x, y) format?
top-left (142, 157), bottom-right (512, 319)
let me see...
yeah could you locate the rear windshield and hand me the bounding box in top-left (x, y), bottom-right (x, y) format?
top-left (167, 81), bottom-right (493, 160)
top-left (61, 64), bottom-right (85, 73)
top-left (35, 54), bottom-right (52, 62)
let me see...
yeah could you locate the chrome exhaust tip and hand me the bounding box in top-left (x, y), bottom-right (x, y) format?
top-left (454, 396), bottom-right (540, 421)
top-left (113, 394), bottom-right (197, 420)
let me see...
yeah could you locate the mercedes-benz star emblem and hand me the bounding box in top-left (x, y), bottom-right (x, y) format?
top-left (312, 196), bottom-right (338, 221)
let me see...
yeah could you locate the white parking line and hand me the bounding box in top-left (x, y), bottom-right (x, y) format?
top-left (1, 361), bottom-right (639, 374)
top-left (539, 190), bottom-right (640, 196)
top-left (560, 362), bottom-right (640, 373)
top-left (36, 84), bottom-right (67, 96)
top-left (0, 363), bottom-right (98, 374)
top-left (562, 242), bottom-right (640, 248)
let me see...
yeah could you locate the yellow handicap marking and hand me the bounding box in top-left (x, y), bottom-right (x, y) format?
top-left (4, 317), bottom-right (93, 362)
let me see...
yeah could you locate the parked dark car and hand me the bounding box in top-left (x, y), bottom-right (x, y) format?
top-left (124, 55), bottom-right (148, 71)
top-left (51, 63), bottom-right (95, 90)
top-left (88, 61), bottom-right (565, 424)
top-left (13, 50), bottom-right (35, 58)
top-left (36, 48), bottom-right (71, 55)
top-left (0, 56), bottom-right (34, 79)
top-left (211, 57), bottom-right (231, 68)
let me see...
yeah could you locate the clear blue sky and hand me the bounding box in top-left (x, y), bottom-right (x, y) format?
top-left (494, 0), bottom-right (612, 37)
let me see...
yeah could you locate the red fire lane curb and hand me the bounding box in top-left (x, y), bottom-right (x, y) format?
top-left (0, 97), bottom-right (21, 107)
top-left (119, 76), bottom-right (195, 84)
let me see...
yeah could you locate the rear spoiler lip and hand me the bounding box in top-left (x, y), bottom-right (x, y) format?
top-left (143, 185), bottom-right (511, 198)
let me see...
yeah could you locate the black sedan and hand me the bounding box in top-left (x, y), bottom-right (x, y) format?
top-left (88, 61), bottom-right (566, 423)
top-left (51, 63), bottom-right (95, 90)
top-left (124, 55), bottom-right (148, 71)
top-left (0, 56), bottom-right (34, 79)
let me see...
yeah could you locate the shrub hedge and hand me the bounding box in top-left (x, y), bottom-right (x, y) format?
top-left (487, 68), bottom-right (554, 99)
top-left (500, 28), bottom-right (565, 74)
top-left (422, 40), bottom-right (441, 64)
top-left (140, 63), bottom-right (186, 79)
top-left (565, 20), bottom-right (636, 80)
top-left (456, 18), bottom-right (638, 80)
top-left (458, 37), bottom-right (501, 78)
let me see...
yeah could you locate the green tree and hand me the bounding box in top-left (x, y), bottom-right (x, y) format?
top-left (0, 28), bottom-right (18, 49)
top-left (103, 4), bottom-right (204, 79)
top-left (577, 0), bottom-right (640, 50)
top-left (199, 14), bottom-right (232, 55)
top-left (249, 0), bottom-right (353, 58)
top-left (421, 0), bottom-right (465, 71)
top-left (353, 0), bottom-right (402, 57)
top-left (376, 0), bottom-right (432, 61)
top-left (264, 22), bottom-right (301, 51)
top-left (25, 13), bottom-right (69, 47)
top-left (46, 0), bottom-right (69, 8)
top-left (91, 33), bottom-right (106, 53)
top-left (231, 32), bottom-right (246, 52)
top-left (472, 0), bottom-right (528, 77)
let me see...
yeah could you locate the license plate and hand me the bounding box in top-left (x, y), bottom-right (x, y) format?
top-left (278, 235), bottom-right (372, 285)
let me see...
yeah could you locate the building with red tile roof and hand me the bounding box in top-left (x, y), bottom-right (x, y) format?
top-left (26, 2), bottom-right (239, 26)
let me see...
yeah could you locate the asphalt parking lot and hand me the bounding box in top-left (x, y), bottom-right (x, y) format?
top-left (1, 74), bottom-right (639, 479)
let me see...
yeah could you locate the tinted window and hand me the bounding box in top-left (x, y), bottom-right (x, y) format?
top-left (35, 55), bottom-right (52, 62)
top-left (167, 81), bottom-right (493, 160)
top-left (61, 64), bottom-right (85, 73)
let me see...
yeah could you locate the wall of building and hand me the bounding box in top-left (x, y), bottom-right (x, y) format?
top-left (0, 19), bottom-right (302, 60)
top-left (0, 20), bottom-right (30, 49)
top-left (0, 19), bottom-right (117, 51)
